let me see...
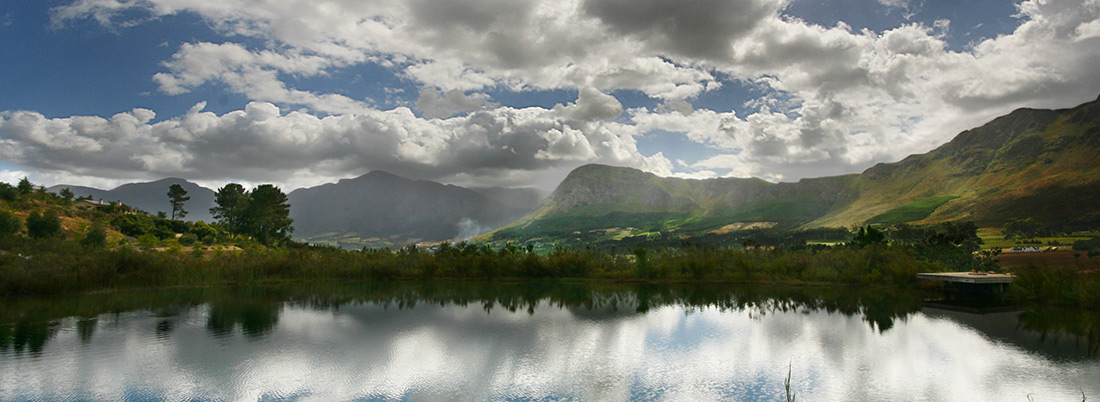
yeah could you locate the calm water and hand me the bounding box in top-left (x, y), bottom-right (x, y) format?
top-left (0, 282), bottom-right (1097, 402)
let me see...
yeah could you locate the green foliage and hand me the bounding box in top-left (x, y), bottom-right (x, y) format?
top-left (17, 177), bottom-right (33, 194)
top-left (137, 233), bottom-right (160, 248)
top-left (25, 210), bottom-right (61, 238)
top-left (247, 184), bottom-right (294, 247)
top-left (852, 226), bottom-right (886, 248)
top-left (81, 222), bottom-right (108, 248)
top-left (0, 210), bottom-right (22, 236)
top-left (209, 183), bottom-right (293, 247)
top-left (0, 237), bottom-right (958, 298)
top-left (167, 184), bottom-right (190, 220)
top-left (1002, 218), bottom-right (1049, 240)
top-left (1010, 266), bottom-right (1100, 308)
top-left (178, 233), bottom-right (199, 246)
top-left (58, 188), bottom-right (75, 201)
top-left (110, 214), bottom-right (186, 240)
top-left (0, 183), bottom-right (19, 201)
top-left (189, 221), bottom-right (218, 242)
top-left (210, 183), bottom-right (250, 234)
top-left (867, 196), bottom-right (958, 224)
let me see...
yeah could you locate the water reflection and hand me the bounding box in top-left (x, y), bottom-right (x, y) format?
top-left (0, 282), bottom-right (1097, 401)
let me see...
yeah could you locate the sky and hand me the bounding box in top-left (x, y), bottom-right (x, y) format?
top-left (1, 0), bottom-right (1098, 192)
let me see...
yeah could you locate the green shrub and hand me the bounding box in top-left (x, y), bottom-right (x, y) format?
top-left (137, 233), bottom-right (160, 249)
top-left (0, 210), bottom-right (22, 236)
top-left (81, 222), bottom-right (108, 248)
top-left (26, 210), bottom-right (62, 238)
top-left (178, 233), bottom-right (199, 246)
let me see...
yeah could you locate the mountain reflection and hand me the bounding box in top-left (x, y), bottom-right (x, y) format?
top-left (1, 282), bottom-right (1098, 401)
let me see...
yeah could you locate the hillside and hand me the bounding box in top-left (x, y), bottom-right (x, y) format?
top-left (820, 94), bottom-right (1100, 228)
top-left (489, 95), bottom-right (1100, 246)
top-left (287, 171), bottom-right (535, 248)
top-left (50, 178), bottom-right (216, 222)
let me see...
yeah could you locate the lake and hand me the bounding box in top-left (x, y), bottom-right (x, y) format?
top-left (1, 282), bottom-right (1097, 401)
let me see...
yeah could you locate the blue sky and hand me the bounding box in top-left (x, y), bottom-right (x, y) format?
top-left (1, 0), bottom-right (1098, 191)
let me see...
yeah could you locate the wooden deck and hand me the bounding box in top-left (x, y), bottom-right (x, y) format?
top-left (916, 272), bottom-right (1014, 284)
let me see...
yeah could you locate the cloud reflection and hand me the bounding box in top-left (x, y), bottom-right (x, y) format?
top-left (0, 286), bottom-right (1097, 401)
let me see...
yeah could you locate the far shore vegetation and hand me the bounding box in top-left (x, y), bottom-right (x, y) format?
top-left (1, 177), bottom-right (1099, 309)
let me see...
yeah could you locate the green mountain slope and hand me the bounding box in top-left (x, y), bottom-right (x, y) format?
top-left (489, 95), bottom-right (1100, 246)
top-left (817, 94), bottom-right (1100, 228)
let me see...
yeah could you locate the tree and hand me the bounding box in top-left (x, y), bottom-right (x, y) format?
top-left (210, 183), bottom-right (250, 234)
top-left (852, 226), bottom-right (885, 248)
top-left (59, 188), bottom-right (75, 201)
top-left (248, 184), bottom-right (293, 246)
top-left (0, 210), bottom-right (22, 236)
top-left (17, 177), bottom-right (33, 194)
top-left (26, 210), bottom-right (61, 238)
top-left (1002, 218), bottom-right (1046, 240)
top-left (167, 184), bottom-right (190, 220)
top-left (0, 183), bottom-right (16, 201)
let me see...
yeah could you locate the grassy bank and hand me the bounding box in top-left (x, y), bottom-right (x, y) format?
top-left (1, 236), bottom-right (971, 296)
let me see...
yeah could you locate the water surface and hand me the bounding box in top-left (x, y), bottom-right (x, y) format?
top-left (1, 282), bottom-right (1096, 401)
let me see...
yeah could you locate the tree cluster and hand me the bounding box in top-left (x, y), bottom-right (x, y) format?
top-left (210, 184), bottom-right (294, 246)
top-left (1001, 218), bottom-right (1050, 240)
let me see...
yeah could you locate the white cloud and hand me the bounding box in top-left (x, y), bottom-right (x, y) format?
top-left (415, 88), bottom-right (496, 119)
top-left (0, 89), bottom-right (669, 191)
top-left (26, 0), bottom-right (1100, 187)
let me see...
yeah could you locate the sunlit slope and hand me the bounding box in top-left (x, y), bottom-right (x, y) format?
top-left (814, 95), bottom-right (1100, 227)
top-left (492, 164), bottom-right (858, 241)
top-left (491, 95), bottom-right (1100, 243)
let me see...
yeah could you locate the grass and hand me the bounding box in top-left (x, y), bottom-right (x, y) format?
top-left (867, 196), bottom-right (958, 224)
top-left (978, 228), bottom-right (1095, 249)
top-left (0, 236), bottom-right (957, 297)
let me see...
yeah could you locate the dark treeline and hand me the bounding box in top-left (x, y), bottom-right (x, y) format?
top-left (0, 224), bottom-right (987, 297)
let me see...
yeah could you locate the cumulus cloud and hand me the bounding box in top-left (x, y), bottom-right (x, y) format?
top-left (415, 88), bottom-right (496, 119)
top-left (22, 0), bottom-right (1100, 188)
top-left (1, 89), bottom-right (667, 190)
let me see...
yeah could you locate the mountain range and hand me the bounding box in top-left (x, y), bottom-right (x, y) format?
top-left (286, 171), bottom-right (539, 247)
top-left (45, 95), bottom-right (1100, 248)
top-left (50, 172), bottom-right (544, 248)
top-left (50, 178), bottom-right (217, 222)
top-left (488, 94), bottom-right (1100, 246)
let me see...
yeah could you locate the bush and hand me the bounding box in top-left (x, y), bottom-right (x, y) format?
top-left (0, 183), bottom-right (17, 201)
top-left (137, 233), bottom-right (160, 249)
top-left (0, 210), bottom-right (22, 236)
top-left (26, 210), bottom-right (62, 238)
top-left (189, 221), bottom-right (218, 242)
top-left (81, 222), bottom-right (108, 248)
top-left (178, 233), bottom-right (199, 246)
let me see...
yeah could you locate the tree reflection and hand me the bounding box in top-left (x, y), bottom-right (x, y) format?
top-left (76, 317), bottom-right (96, 344)
top-left (206, 300), bottom-right (281, 339)
top-left (1017, 308), bottom-right (1100, 358)
top-left (2, 281), bottom-right (1097, 355)
top-left (0, 319), bottom-right (60, 357)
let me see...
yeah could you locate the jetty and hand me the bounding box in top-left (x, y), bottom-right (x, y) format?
top-left (917, 272), bottom-right (1013, 293)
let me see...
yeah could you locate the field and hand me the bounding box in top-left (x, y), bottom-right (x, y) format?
top-left (977, 228), bottom-right (1097, 250)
